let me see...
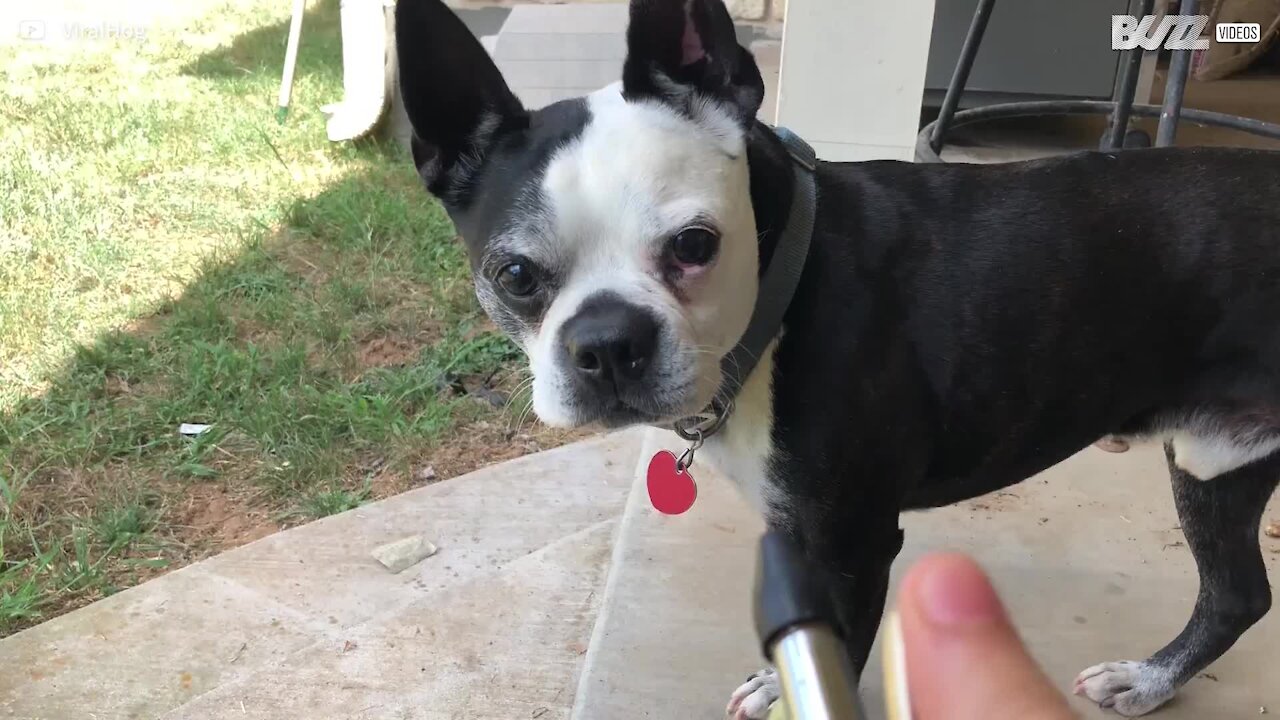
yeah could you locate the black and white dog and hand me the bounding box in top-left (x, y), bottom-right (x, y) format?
top-left (395, 0), bottom-right (1280, 716)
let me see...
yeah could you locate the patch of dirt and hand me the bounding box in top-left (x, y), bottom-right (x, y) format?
top-left (232, 317), bottom-right (280, 347)
top-left (176, 484), bottom-right (281, 549)
top-left (356, 334), bottom-right (422, 371)
top-left (120, 313), bottom-right (169, 339)
top-left (462, 317), bottom-right (500, 341)
top-left (103, 375), bottom-right (133, 397)
top-left (272, 232), bottom-right (334, 287)
top-left (965, 490), bottom-right (1022, 514)
top-left (367, 461), bottom-right (409, 498)
top-left (395, 358), bottom-right (593, 487)
top-left (372, 419), bottom-right (592, 499)
top-left (424, 420), bottom-right (590, 484)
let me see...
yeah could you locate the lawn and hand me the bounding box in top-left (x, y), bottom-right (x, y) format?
top-left (0, 0), bottom-right (578, 637)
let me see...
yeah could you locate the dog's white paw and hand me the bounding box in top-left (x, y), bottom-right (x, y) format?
top-left (726, 668), bottom-right (780, 720)
top-left (1074, 660), bottom-right (1176, 716)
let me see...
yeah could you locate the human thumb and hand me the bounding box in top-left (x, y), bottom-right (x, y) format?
top-left (889, 553), bottom-right (1075, 720)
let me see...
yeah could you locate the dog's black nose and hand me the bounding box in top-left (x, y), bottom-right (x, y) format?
top-left (561, 294), bottom-right (660, 387)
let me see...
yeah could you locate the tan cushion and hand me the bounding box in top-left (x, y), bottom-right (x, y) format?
top-left (1194, 0), bottom-right (1280, 81)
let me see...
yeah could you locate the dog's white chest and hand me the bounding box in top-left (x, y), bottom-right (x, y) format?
top-left (691, 341), bottom-right (781, 518)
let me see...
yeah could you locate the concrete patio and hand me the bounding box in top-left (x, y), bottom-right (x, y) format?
top-left (3, 426), bottom-right (1278, 719)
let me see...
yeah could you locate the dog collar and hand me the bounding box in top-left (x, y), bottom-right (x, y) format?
top-left (649, 128), bottom-right (816, 515)
top-left (670, 127), bottom-right (818, 446)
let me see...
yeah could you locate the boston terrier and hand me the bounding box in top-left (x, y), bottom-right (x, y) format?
top-left (394, 0), bottom-right (1280, 716)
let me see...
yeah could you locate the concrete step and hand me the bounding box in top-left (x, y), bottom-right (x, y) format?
top-left (571, 429), bottom-right (766, 719)
top-left (1, 432), bottom-right (644, 720)
top-left (572, 431), bottom-right (1280, 718)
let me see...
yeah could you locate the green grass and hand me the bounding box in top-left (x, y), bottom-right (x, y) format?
top-left (302, 482), bottom-right (372, 520)
top-left (0, 0), bottom-right (557, 637)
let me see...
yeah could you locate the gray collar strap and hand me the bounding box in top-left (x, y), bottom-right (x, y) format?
top-left (672, 127), bottom-right (818, 443)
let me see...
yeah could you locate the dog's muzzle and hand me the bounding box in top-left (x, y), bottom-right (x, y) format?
top-left (559, 292), bottom-right (662, 407)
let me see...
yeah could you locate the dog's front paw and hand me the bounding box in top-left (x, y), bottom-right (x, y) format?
top-left (1074, 660), bottom-right (1175, 716)
top-left (726, 668), bottom-right (780, 720)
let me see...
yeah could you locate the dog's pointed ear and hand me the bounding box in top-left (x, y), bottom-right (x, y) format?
top-left (622, 0), bottom-right (764, 128)
top-left (395, 0), bottom-right (528, 206)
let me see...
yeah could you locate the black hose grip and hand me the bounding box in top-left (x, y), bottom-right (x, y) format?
top-left (753, 529), bottom-right (842, 659)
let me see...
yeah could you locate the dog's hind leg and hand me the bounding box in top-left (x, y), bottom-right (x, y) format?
top-left (1075, 444), bottom-right (1278, 716)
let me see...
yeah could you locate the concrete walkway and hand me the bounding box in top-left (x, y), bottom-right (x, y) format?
top-left (0, 431), bottom-right (642, 720)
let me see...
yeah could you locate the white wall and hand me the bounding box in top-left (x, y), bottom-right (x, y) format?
top-left (774, 0), bottom-right (936, 161)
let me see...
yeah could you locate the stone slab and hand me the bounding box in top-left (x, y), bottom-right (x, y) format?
top-left (162, 520), bottom-right (617, 720)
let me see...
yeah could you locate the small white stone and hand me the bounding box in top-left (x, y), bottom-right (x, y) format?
top-left (372, 535), bottom-right (438, 573)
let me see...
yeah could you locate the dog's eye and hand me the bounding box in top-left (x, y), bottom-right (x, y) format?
top-left (670, 227), bottom-right (720, 267)
top-left (496, 262), bottom-right (538, 297)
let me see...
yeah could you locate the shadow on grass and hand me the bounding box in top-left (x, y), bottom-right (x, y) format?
top-left (0, 94), bottom-right (532, 639)
top-left (180, 0), bottom-right (343, 81)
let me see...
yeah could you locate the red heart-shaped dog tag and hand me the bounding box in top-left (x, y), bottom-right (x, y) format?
top-left (647, 450), bottom-right (698, 515)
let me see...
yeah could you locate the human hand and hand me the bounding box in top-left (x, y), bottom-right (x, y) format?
top-left (889, 553), bottom-right (1076, 720)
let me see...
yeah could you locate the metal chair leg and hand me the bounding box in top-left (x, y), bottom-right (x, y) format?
top-left (928, 0), bottom-right (997, 154)
top-left (1156, 0), bottom-right (1200, 146)
top-left (1105, 0), bottom-right (1156, 149)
